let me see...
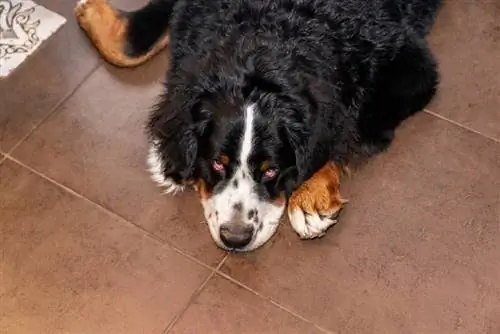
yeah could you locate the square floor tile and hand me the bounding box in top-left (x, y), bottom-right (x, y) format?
top-left (428, 1), bottom-right (500, 140)
top-left (169, 275), bottom-right (325, 334)
top-left (221, 114), bottom-right (500, 333)
top-left (0, 0), bottom-right (103, 151)
top-left (11, 63), bottom-right (226, 266)
top-left (0, 159), bottom-right (211, 334)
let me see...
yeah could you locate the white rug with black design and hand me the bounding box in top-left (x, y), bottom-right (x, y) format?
top-left (0, 0), bottom-right (66, 78)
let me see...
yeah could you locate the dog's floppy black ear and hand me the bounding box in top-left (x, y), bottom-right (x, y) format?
top-left (280, 79), bottom-right (350, 192)
top-left (280, 110), bottom-right (317, 193)
top-left (277, 92), bottom-right (314, 195)
top-left (147, 87), bottom-right (212, 181)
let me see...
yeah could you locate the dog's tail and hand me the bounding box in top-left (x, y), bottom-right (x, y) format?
top-left (75, 0), bottom-right (176, 67)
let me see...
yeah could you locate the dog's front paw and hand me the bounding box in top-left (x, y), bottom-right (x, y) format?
top-left (287, 163), bottom-right (346, 239)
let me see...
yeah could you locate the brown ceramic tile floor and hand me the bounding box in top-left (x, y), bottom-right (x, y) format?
top-left (1, 1), bottom-right (499, 333)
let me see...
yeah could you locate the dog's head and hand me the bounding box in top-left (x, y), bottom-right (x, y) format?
top-left (146, 53), bottom-right (341, 251)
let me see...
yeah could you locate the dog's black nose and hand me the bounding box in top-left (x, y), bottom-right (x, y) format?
top-left (219, 223), bottom-right (254, 249)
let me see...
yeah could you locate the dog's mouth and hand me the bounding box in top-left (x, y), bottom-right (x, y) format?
top-left (201, 200), bottom-right (285, 252)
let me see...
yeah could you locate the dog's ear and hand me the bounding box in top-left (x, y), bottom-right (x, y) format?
top-left (147, 87), bottom-right (212, 182)
top-left (280, 79), bottom-right (349, 193)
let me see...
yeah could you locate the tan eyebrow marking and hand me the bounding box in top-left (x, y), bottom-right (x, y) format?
top-left (219, 154), bottom-right (230, 165)
top-left (260, 160), bottom-right (270, 172)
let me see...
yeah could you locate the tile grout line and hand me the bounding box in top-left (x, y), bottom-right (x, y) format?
top-left (3, 154), bottom-right (225, 273)
top-left (214, 269), bottom-right (336, 334)
top-left (161, 254), bottom-right (230, 334)
top-left (424, 109), bottom-right (500, 145)
top-left (2, 153), bottom-right (332, 333)
top-left (5, 152), bottom-right (331, 332)
top-left (6, 62), bottom-right (103, 155)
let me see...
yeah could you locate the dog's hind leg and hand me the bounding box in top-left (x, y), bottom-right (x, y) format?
top-left (75, 0), bottom-right (175, 67)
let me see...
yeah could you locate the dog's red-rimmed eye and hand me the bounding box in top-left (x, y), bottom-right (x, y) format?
top-left (212, 160), bottom-right (225, 172)
top-left (263, 168), bottom-right (278, 179)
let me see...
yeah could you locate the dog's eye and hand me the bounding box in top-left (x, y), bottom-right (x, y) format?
top-left (263, 168), bottom-right (279, 179)
top-left (212, 160), bottom-right (225, 172)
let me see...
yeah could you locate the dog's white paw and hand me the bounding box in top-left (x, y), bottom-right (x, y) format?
top-left (287, 162), bottom-right (346, 239)
top-left (147, 143), bottom-right (184, 195)
top-left (289, 208), bottom-right (340, 239)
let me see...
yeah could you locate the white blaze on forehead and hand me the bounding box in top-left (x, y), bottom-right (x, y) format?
top-left (227, 103), bottom-right (256, 200)
top-left (239, 104), bottom-right (255, 167)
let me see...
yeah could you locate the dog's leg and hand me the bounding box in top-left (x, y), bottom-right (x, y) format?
top-left (74, 0), bottom-right (173, 67)
top-left (288, 162), bottom-right (347, 239)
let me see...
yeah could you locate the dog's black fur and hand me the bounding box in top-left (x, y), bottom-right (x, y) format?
top-left (136, 0), bottom-right (441, 207)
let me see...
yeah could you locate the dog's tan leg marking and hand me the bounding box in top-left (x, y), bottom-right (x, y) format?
top-left (287, 162), bottom-right (347, 239)
top-left (74, 0), bottom-right (170, 67)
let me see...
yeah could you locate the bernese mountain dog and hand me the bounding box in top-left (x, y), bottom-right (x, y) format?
top-left (75, 0), bottom-right (442, 251)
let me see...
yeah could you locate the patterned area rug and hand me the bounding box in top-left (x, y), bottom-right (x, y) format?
top-left (0, 0), bottom-right (66, 78)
